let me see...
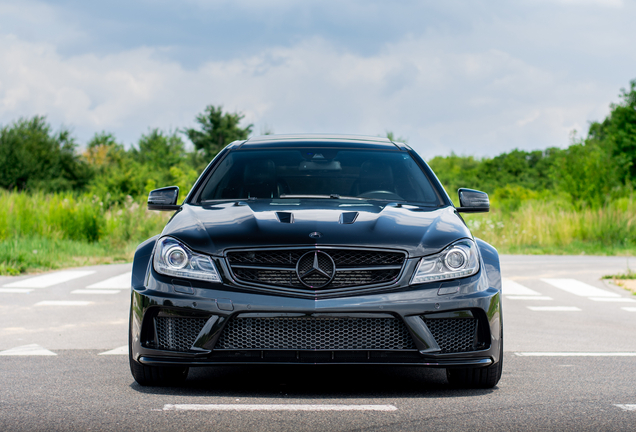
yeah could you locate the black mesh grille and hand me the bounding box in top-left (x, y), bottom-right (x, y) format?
top-left (155, 316), bottom-right (208, 352)
top-left (227, 249), bottom-right (404, 266)
top-left (424, 318), bottom-right (477, 353)
top-left (216, 317), bottom-right (416, 350)
top-left (227, 248), bottom-right (405, 291)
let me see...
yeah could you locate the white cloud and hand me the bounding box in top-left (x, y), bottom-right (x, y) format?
top-left (0, 31), bottom-right (618, 158)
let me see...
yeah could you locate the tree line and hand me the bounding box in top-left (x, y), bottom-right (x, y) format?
top-left (1, 80), bottom-right (635, 209)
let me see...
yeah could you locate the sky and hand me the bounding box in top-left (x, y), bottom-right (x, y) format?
top-left (0, 0), bottom-right (635, 159)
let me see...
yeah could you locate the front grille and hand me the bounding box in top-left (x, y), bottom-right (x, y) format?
top-left (227, 248), bottom-right (406, 291)
top-left (424, 318), bottom-right (477, 353)
top-left (215, 316), bottom-right (416, 350)
top-left (155, 316), bottom-right (208, 352)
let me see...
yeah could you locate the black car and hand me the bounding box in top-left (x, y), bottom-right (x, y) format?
top-left (129, 134), bottom-right (503, 388)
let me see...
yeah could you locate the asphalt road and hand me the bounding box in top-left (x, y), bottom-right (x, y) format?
top-left (1, 255), bottom-right (636, 431)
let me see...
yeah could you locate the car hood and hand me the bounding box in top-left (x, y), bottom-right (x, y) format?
top-left (162, 200), bottom-right (472, 257)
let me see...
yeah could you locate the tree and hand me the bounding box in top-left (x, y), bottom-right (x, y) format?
top-left (0, 116), bottom-right (91, 191)
top-left (184, 105), bottom-right (253, 161)
top-left (586, 79), bottom-right (636, 184)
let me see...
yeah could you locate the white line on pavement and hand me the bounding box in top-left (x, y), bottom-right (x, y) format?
top-left (614, 404), bottom-right (636, 411)
top-left (86, 272), bottom-right (131, 289)
top-left (516, 352), bottom-right (636, 357)
top-left (589, 297), bottom-right (636, 302)
top-left (71, 289), bottom-right (120, 295)
top-left (622, 307), bottom-right (636, 312)
top-left (527, 306), bottom-right (581, 311)
top-left (506, 296), bottom-right (553, 300)
top-left (0, 288), bottom-right (32, 293)
top-left (0, 344), bottom-right (56, 356)
top-left (502, 279), bottom-right (542, 296)
top-left (163, 404), bottom-right (398, 412)
top-left (541, 278), bottom-right (620, 298)
top-left (35, 301), bottom-right (92, 306)
top-left (99, 346), bottom-right (128, 355)
top-left (2, 271), bottom-right (95, 288)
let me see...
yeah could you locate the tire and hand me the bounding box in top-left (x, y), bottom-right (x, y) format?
top-left (446, 339), bottom-right (503, 389)
top-left (129, 313), bottom-right (189, 386)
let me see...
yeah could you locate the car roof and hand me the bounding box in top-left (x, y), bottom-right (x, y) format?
top-left (234, 134), bottom-right (407, 151)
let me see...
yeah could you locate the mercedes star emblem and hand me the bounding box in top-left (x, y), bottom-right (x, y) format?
top-left (296, 251), bottom-right (336, 288)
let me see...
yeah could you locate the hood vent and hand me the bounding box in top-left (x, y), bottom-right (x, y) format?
top-left (275, 212), bottom-right (294, 224)
top-left (339, 212), bottom-right (359, 224)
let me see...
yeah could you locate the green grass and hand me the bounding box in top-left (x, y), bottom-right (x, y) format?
top-left (463, 196), bottom-right (636, 255)
top-left (1, 190), bottom-right (636, 275)
top-left (601, 269), bottom-right (636, 280)
top-left (0, 190), bottom-right (169, 275)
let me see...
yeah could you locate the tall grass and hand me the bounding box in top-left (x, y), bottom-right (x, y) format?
top-left (0, 190), bottom-right (169, 274)
top-left (2, 190), bottom-right (635, 275)
top-left (464, 196), bottom-right (636, 255)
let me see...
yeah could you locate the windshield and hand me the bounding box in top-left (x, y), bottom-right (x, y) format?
top-left (197, 149), bottom-right (440, 205)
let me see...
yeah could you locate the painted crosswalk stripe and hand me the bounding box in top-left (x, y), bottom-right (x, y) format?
top-left (2, 270), bottom-right (95, 288)
top-left (614, 404), bottom-right (636, 411)
top-left (527, 306), bottom-right (581, 311)
top-left (516, 352), bottom-right (636, 357)
top-left (0, 288), bottom-right (32, 293)
top-left (0, 344), bottom-right (56, 356)
top-left (622, 307), bottom-right (636, 312)
top-left (99, 346), bottom-right (128, 355)
top-left (503, 279), bottom-right (542, 296)
top-left (506, 296), bottom-right (552, 300)
top-left (35, 300), bottom-right (92, 306)
top-left (86, 272), bottom-right (131, 289)
top-left (541, 278), bottom-right (620, 298)
top-left (72, 289), bottom-right (120, 295)
top-left (163, 404), bottom-right (398, 412)
top-left (589, 297), bottom-right (636, 303)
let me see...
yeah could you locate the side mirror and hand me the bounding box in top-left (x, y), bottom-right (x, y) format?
top-left (148, 186), bottom-right (181, 211)
top-left (457, 188), bottom-right (489, 213)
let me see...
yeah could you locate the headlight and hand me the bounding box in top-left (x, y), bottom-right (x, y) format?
top-left (153, 237), bottom-right (221, 283)
top-left (411, 239), bottom-right (479, 285)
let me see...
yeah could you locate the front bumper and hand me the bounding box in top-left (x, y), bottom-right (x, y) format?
top-left (130, 269), bottom-right (502, 368)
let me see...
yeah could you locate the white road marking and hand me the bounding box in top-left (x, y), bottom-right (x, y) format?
top-left (516, 352), bottom-right (636, 357)
top-left (614, 404), bottom-right (636, 411)
top-left (2, 271), bottom-right (95, 288)
top-left (99, 345), bottom-right (128, 355)
top-left (503, 279), bottom-right (542, 296)
top-left (0, 288), bottom-right (32, 293)
top-left (163, 404), bottom-right (398, 412)
top-left (527, 306), bottom-right (581, 311)
top-left (35, 301), bottom-right (92, 306)
top-left (0, 344), bottom-right (56, 356)
top-left (86, 272), bottom-right (131, 289)
top-left (541, 278), bottom-right (620, 298)
top-left (589, 297), bottom-right (636, 303)
top-left (622, 307), bottom-right (636, 312)
top-left (71, 289), bottom-right (120, 295)
top-left (506, 296), bottom-right (553, 300)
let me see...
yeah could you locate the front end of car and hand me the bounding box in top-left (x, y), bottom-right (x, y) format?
top-left (129, 233), bottom-right (502, 374)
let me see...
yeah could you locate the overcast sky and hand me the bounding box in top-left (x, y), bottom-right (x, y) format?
top-left (1, 0), bottom-right (635, 158)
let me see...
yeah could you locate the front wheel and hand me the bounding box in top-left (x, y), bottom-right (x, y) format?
top-left (446, 340), bottom-right (503, 389)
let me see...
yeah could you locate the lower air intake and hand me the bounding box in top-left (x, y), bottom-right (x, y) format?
top-left (423, 318), bottom-right (478, 353)
top-left (216, 316), bottom-right (416, 350)
top-left (155, 316), bottom-right (208, 352)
